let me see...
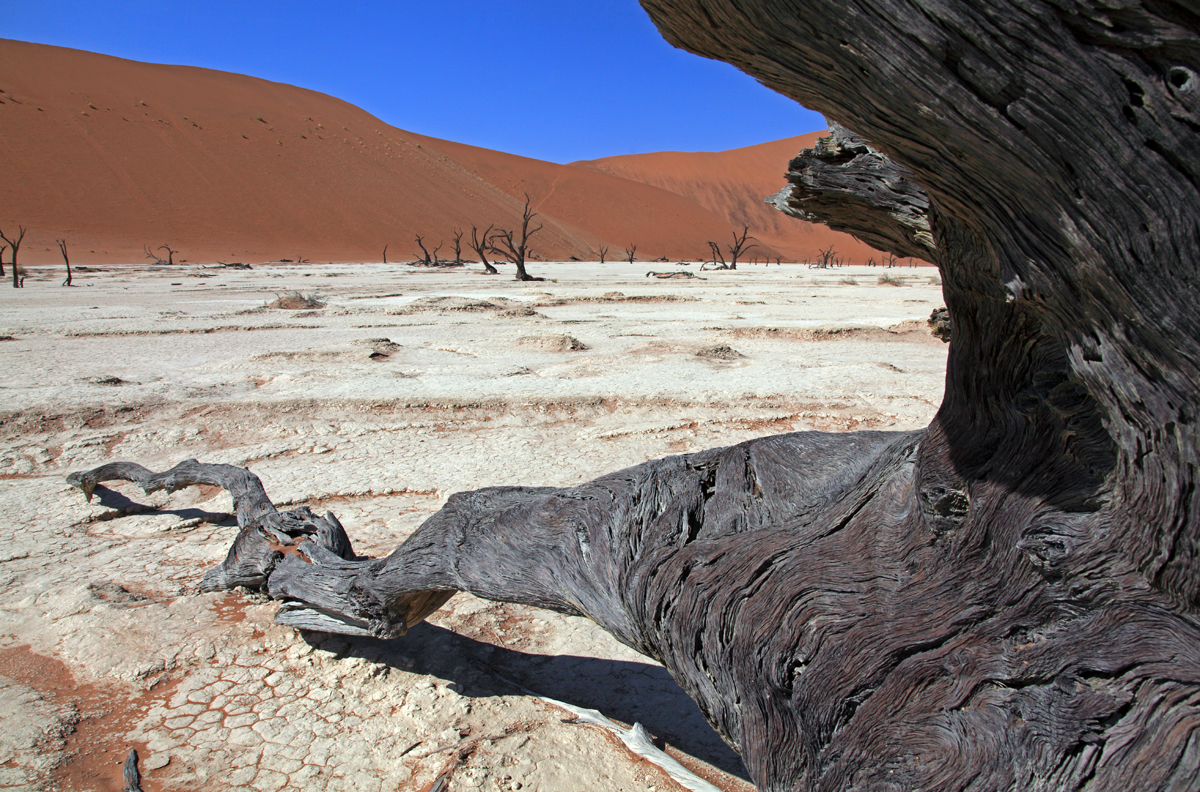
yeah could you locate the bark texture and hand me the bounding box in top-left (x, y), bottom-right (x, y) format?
top-left (67, 1), bottom-right (1200, 789)
top-left (634, 0), bottom-right (1200, 789)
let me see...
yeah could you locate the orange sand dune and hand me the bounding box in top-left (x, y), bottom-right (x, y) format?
top-left (0, 39), bottom-right (770, 266)
top-left (572, 135), bottom-right (887, 263)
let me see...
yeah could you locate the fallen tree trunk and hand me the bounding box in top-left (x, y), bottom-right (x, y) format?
top-left (67, 0), bottom-right (1200, 789)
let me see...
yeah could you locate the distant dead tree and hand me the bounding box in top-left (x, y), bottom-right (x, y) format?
top-left (489, 195), bottom-right (544, 281)
top-left (598, 245), bottom-right (609, 264)
top-left (382, 244), bottom-right (388, 264)
top-left (624, 244), bottom-right (637, 264)
top-left (809, 245), bottom-right (839, 269)
top-left (431, 241), bottom-right (444, 264)
top-left (469, 224), bottom-right (498, 274)
top-left (0, 243), bottom-right (7, 277)
top-left (451, 228), bottom-right (463, 266)
top-left (414, 235), bottom-right (432, 265)
top-left (57, 239), bottom-right (73, 286)
top-left (725, 225), bottom-right (758, 270)
top-left (701, 240), bottom-right (728, 271)
top-left (0, 227), bottom-right (27, 288)
top-left (144, 244), bottom-right (176, 266)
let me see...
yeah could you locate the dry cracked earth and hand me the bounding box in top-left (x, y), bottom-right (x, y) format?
top-left (0, 260), bottom-right (947, 791)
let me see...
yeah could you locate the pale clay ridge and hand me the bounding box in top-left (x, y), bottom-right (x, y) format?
top-left (0, 260), bottom-right (943, 791)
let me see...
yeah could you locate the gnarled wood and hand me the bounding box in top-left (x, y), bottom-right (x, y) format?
top-left (766, 123), bottom-right (933, 261)
top-left (67, 459), bottom-right (355, 591)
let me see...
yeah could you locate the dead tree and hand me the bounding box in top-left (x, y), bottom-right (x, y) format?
top-left (808, 245), bottom-right (838, 269)
top-left (0, 227), bottom-right (26, 288)
top-left (490, 195), bottom-right (543, 281)
top-left (598, 245), bottom-right (609, 264)
top-left (469, 225), bottom-right (498, 274)
top-left (414, 235), bottom-right (432, 266)
top-left (143, 244), bottom-right (176, 266)
top-left (724, 225), bottom-right (757, 270)
top-left (624, 244), bottom-right (637, 264)
top-left (0, 243), bottom-right (7, 277)
top-left (382, 244), bottom-right (388, 265)
top-left (57, 239), bottom-right (72, 286)
top-left (63, 0), bottom-right (1200, 790)
top-left (431, 241), bottom-right (443, 264)
top-left (700, 240), bottom-right (728, 271)
top-left (451, 228), bottom-right (463, 266)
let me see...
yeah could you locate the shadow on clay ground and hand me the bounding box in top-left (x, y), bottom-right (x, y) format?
top-left (88, 484), bottom-right (238, 525)
top-left (307, 623), bottom-right (751, 781)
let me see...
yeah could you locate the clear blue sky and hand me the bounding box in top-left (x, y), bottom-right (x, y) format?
top-left (5, 0), bottom-right (825, 163)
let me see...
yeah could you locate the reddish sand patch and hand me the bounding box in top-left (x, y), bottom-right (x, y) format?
top-left (0, 644), bottom-right (167, 792)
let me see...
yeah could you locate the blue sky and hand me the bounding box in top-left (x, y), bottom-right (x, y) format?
top-left (5, 0), bottom-right (825, 163)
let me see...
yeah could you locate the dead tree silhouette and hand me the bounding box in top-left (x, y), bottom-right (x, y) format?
top-left (0, 227), bottom-right (27, 288)
top-left (489, 195), bottom-right (543, 281)
top-left (469, 224), bottom-right (498, 274)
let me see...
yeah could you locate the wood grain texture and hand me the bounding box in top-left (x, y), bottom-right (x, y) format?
top-left (67, 0), bottom-right (1200, 789)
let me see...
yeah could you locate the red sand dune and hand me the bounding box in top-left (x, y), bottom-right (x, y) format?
top-left (0, 39), bottom-right (876, 266)
top-left (571, 135), bottom-right (882, 264)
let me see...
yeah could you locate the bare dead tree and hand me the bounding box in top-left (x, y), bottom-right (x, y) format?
top-left (143, 244), bottom-right (177, 266)
top-left (382, 244), bottom-right (388, 265)
top-left (624, 244), bottom-right (637, 264)
top-left (414, 235), bottom-right (432, 266)
top-left (469, 225), bottom-right (498, 274)
top-left (143, 245), bottom-right (166, 265)
top-left (700, 240), bottom-right (728, 271)
top-left (725, 225), bottom-right (757, 270)
top-left (809, 245), bottom-right (838, 269)
top-left (0, 243), bottom-right (7, 277)
top-left (57, 239), bottom-right (72, 286)
top-left (598, 245), bottom-right (609, 264)
top-left (452, 228), bottom-right (463, 266)
top-left (431, 241), bottom-right (443, 264)
top-left (489, 195), bottom-right (544, 281)
top-left (0, 227), bottom-right (27, 288)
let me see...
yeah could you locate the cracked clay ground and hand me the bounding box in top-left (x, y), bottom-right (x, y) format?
top-left (0, 260), bottom-right (946, 791)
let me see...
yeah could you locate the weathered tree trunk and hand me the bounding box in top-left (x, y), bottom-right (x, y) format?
top-left (414, 235), bottom-right (432, 266)
top-left (66, 1), bottom-right (1200, 790)
top-left (0, 227), bottom-right (25, 288)
top-left (635, 0), bottom-right (1200, 789)
top-left (470, 225), bottom-right (499, 274)
top-left (57, 239), bottom-right (72, 286)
